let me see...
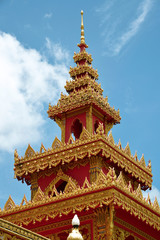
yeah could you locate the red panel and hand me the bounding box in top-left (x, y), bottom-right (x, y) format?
top-left (38, 172), bottom-right (56, 192)
top-left (66, 164), bottom-right (90, 187)
top-left (65, 112), bottom-right (86, 143)
top-left (92, 114), bottom-right (103, 133)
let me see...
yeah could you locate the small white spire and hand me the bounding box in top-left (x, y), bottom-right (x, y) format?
top-left (72, 214), bottom-right (80, 226)
top-left (67, 215), bottom-right (83, 240)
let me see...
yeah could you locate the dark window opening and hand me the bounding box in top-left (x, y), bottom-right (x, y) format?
top-left (71, 119), bottom-right (83, 139)
top-left (94, 120), bottom-right (99, 133)
top-left (56, 180), bottom-right (67, 193)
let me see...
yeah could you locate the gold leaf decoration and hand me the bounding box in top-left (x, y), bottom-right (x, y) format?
top-left (127, 181), bottom-right (133, 193)
top-left (96, 170), bottom-right (107, 186)
top-left (153, 197), bottom-right (160, 211)
top-left (52, 137), bottom-right (63, 149)
top-left (135, 184), bottom-right (143, 200)
top-left (140, 154), bottom-right (146, 168)
top-left (116, 172), bottom-right (126, 188)
top-left (40, 143), bottom-right (46, 153)
top-left (146, 193), bottom-right (151, 205)
top-left (82, 177), bottom-right (90, 188)
top-left (147, 160), bottom-right (152, 171)
top-left (68, 134), bottom-right (75, 144)
top-left (25, 144), bottom-right (35, 158)
top-left (32, 187), bottom-right (45, 202)
top-left (134, 151), bottom-right (138, 161)
top-left (124, 143), bottom-right (131, 157)
top-left (51, 185), bottom-right (59, 197)
top-left (64, 178), bottom-right (77, 193)
top-left (106, 167), bottom-right (117, 183)
top-left (79, 127), bottom-right (91, 141)
top-left (117, 139), bottom-right (122, 149)
top-left (4, 196), bottom-right (16, 211)
top-left (108, 131), bottom-right (114, 145)
top-left (96, 123), bottom-right (104, 135)
top-left (20, 194), bottom-right (28, 206)
top-left (14, 149), bottom-right (19, 161)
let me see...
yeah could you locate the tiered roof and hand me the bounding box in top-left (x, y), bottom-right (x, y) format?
top-left (0, 163), bottom-right (159, 231)
top-left (48, 11), bottom-right (121, 124)
top-left (14, 125), bottom-right (152, 189)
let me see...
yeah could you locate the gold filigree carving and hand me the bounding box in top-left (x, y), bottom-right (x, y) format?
top-left (44, 169), bottom-right (78, 196)
top-left (96, 123), bottom-right (104, 135)
top-left (20, 194), bottom-right (28, 206)
top-left (79, 127), bottom-right (91, 141)
top-left (124, 143), bottom-right (131, 157)
top-left (108, 131), bottom-right (114, 145)
top-left (4, 196), bottom-right (16, 211)
top-left (32, 187), bottom-right (45, 202)
top-left (52, 137), bottom-right (63, 149)
top-left (25, 144), bottom-right (35, 158)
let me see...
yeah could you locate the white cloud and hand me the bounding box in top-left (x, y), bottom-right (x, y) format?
top-left (143, 185), bottom-right (160, 204)
top-left (96, 0), bottom-right (153, 56)
top-left (113, 0), bottom-right (152, 55)
top-left (44, 13), bottom-right (52, 19)
top-left (46, 38), bottom-right (70, 64)
top-left (0, 32), bottom-right (69, 152)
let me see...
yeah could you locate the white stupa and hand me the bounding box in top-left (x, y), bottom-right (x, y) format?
top-left (67, 214), bottom-right (83, 240)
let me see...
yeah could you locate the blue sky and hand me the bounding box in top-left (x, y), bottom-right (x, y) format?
top-left (0, 0), bottom-right (160, 208)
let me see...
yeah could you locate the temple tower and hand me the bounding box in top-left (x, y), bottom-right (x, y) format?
top-left (48, 11), bottom-right (120, 144)
top-left (0, 11), bottom-right (159, 240)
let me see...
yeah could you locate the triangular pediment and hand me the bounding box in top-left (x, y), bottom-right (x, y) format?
top-left (79, 127), bottom-right (91, 141)
top-left (52, 136), bottom-right (63, 149)
top-left (33, 187), bottom-right (45, 202)
top-left (25, 144), bottom-right (35, 158)
top-left (4, 196), bottom-right (16, 211)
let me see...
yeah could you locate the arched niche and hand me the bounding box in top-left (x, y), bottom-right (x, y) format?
top-left (94, 120), bottom-right (99, 133)
top-left (71, 118), bottom-right (83, 139)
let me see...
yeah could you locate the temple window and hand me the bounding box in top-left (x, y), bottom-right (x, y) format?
top-left (56, 180), bottom-right (67, 193)
top-left (48, 180), bottom-right (67, 197)
top-left (71, 119), bottom-right (83, 139)
top-left (94, 120), bottom-right (99, 133)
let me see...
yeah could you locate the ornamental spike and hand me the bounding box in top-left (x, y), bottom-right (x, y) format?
top-left (80, 10), bottom-right (85, 44)
top-left (67, 215), bottom-right (83, 240)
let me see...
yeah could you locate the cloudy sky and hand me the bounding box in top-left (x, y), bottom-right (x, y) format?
top-left (0, 0), bottom-right (160, 208)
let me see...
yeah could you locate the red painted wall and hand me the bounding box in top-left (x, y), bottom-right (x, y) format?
top-left (66, 163), bottom-right (90, 187)
top-left (92, 114), bottom-right (103, 134)
top-left (65, 112), bottom-right (86, 143)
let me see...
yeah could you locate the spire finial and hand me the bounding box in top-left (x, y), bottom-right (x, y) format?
top-left (80, 10), bottom-right (85, 44)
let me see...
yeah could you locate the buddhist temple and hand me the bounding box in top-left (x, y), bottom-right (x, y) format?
top-left (0, 11), bottom-right (160, 240)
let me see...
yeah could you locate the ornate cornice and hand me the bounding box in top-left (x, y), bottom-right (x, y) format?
top-left (1, 169), bottom-right (159, 230)
top-left (69, 64), bottom-right (98, 79)
top-left (48, 87), bottom-right (120, 122)
top-left (64, 76), bottom-right (103, 94)
top-left (73, 50), bottom-right (93, 64)
top-left (114, 217), bottom-right (156, 240)
top-left (14, 127), bottom-right (152, 189)
top-left (0, 218), bottom-right (49, 240)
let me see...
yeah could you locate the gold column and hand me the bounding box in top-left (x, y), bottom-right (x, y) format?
top-left (55, 117), bottom-right (66, 143)
top-left (30, 172), bottom-right (38, 200)
top-left (89, 156), bottom-right (102, 184)
top-left (106, 204), bottom-right (114, 240)
top-left (86, 106), bottom-right (93, 134)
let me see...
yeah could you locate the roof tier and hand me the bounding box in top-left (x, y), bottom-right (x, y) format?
top-left (1, 167), bottom-right (159, 233)
top-left (14, 126), bottom-right (152, 189)
top-left (48, 10), bottom-right (120, 124)
top-left (48, 85), bottom-right (120, 123)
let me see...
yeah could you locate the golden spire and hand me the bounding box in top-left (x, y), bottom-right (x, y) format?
top-left (80, 10), bottom-right (85, 44)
